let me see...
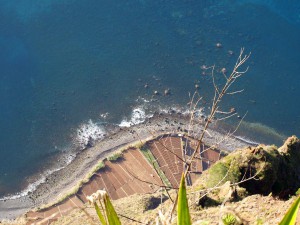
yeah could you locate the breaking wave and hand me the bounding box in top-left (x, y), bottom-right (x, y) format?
top-left (76, 119), bottom-right (106, 148)
top-left (0, 152), bottom-right (76, 201)
top-left (233, 135), bottom-right (259, 146)
top-left (0, 119), bottom-right (106, 201)
top-left (119, 107), bottom-right (153, 127)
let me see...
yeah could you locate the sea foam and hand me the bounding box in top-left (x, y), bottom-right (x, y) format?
top-left (0, 150), bottom-right (78, 201)
top-left (233, 135), bottom-right (259, 146)
top-left (76, 119), bottom-right (106, 148)
top-left (0, 166), bottom-right (62, 201)
top-left (119, 107), bottom-right (153, 127)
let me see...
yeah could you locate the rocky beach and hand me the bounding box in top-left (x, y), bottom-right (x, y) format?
top-left (0, 112), bottom-right (251, 221)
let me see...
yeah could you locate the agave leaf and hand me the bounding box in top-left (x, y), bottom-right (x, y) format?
top-left (222, 213), bottom-right (236, 225)
top-left (279, 196), bottom-right (300, 225)
top-left (94, 202), bottom-right (107, 225)
top-left (103, 194), bottom-right (121, 225)
top-left (177, 173), bottom-right (191, 225)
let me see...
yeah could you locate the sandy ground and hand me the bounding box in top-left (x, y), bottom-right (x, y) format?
top-left (0, 113), bottom-right (249, 221)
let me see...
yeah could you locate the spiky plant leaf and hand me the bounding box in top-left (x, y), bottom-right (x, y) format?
top-left (279, 196), bottom-right (300, 225)
top-left (103, 194), bottom-right (121, 225)
top-left (222, 213), bottom-right (236, 225)
top-left (94, 202), bottom-right (107, 225)
top-left (177, 173), bottom-right (191, 225)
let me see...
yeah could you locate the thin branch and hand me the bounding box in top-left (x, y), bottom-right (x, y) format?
top-left (118, 214), bottom-right (146, 224)
top-left (216, 112), bottom-right (238, 121)
top-left (226, 89), bottom-right (244, 95)
top-left (124, 166), bottom-right (177, 190)
top-left (211, 65), bottom-right (220, 95)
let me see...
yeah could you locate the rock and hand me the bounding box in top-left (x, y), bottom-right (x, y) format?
top-left (221, 67), bottom-right (227, 73)
top-left (164, 88), bottom-right (171, 96)
top-left (86, 137), bottom-right (95, 148)
top-left (230, 107), bottom-right (236, 113)
top-left (197, 136), bottom-right (300, 199)
top-left (201, 65), bottom-right (207, 70)
top-left (144, 195), bottom-right (168, 210)
top-left (216, 42), bottom-right (222, 48)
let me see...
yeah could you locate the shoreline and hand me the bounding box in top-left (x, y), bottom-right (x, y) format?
top-left (0, 112), bottom-right (252, 220)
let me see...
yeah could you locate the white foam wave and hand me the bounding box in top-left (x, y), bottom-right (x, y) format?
top-left (76, 119), bottom-right (106, 148)
top-left (62, 153), bottom-right (76, 166)
top-left (135, 96), bottom-right (151, 103)
top-left (0, 119), bottom-right (105, 201)
top-left (0, 166), bottom-right (62, 201)
top-left (158, 105), bottom-right (206, 118)
top-left (0, 151), bottom-right (78, 202)
top-left (233, 135), bottom-right (259, 146)
top-left (119, 107), bottom-right (153, 127)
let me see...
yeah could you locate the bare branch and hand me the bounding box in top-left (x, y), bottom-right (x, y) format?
top-left (226, 89), bottom-right (244, 95)
top-left (216, 112), bottom-right (238, 121)
top-left (211, 66), bottom-right (220, 95)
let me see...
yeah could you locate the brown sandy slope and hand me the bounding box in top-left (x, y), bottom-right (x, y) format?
top-left (35, 193), bottom-right (299, 225)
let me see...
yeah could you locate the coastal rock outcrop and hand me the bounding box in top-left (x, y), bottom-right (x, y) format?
top-left (193, 135), bottom-right (300, 208)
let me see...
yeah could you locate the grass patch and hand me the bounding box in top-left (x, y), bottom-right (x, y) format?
top-left (140, 146), bottom-right (172, 188)
top-left (107, 152), bottom-right (123, 162)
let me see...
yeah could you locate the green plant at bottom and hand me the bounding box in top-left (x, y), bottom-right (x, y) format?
top-left (88, 179), bottom-right (300, 225)
top-left (279, 195), bottom-right (300, 225)
top-left (222, 213), bottom-right (236, 225)
top-left (87, 190), bottom-right (121, 225)
top-left (177, 173), bottom-right (191, 225)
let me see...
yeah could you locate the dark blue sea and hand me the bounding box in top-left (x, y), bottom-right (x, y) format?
top-left (0, 0), bottom-right (299, 198)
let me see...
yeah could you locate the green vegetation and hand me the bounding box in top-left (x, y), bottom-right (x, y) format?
top-left (140, 146), bottom-right (172, 188)
top-left (256, 218), bottom-right (264, 225)
top-left (107, 152), bottom-right (123, 162)
top-left (221, 213), bottom-right (236, 225)
top-left (90, 173), bottom-right (300, 224)
top-left (207, 159), bottom-right (240, 188)
top-left (88, 190), bottom-right (121, 225)
top-left (177, 174), bottom-right (191, 225)
top-left (279, 196), bottom-right (300, 225)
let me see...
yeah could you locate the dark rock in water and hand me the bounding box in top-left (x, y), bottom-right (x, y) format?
top-left (86, 137), bottom-right (95, 148)
top-left (216, 42), bottom-right (222, 48)
top-left (164, 88), bottom-right (171, 95)
top-left (169, 109), bottom-right (176, 114)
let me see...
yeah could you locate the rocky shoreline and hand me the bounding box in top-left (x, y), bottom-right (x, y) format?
top-left (0, 112), bottom-right (250, 221)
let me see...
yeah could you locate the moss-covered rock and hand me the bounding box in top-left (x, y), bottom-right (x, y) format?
top-left (199, 136), bottom-right (300, 200)
top-left (275, 135), bottom-right (300, 197)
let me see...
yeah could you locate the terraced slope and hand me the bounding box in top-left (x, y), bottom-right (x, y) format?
top-left (146, 135), bottom-right (221, 187)
top-left (25, 135), bottom-right (221, 225)
top-left (25, 148), bottom-right (162, 225)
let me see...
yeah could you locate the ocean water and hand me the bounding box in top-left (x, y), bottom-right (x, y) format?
top-left (0, 0), bottom-right (299, 198)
